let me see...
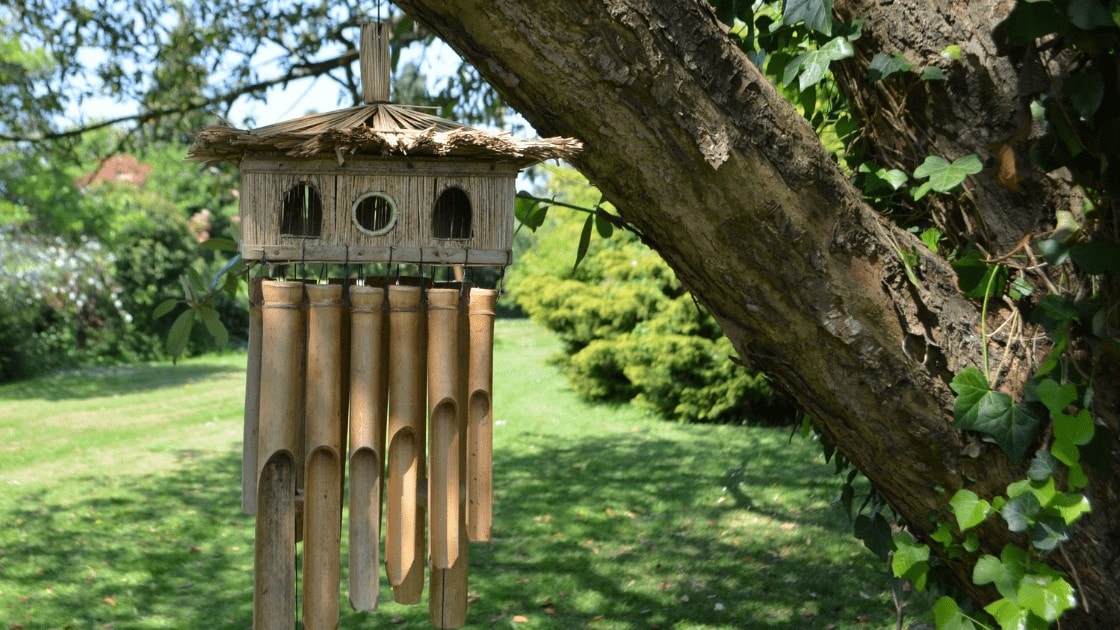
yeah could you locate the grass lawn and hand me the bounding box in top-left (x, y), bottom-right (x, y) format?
top-left (0, 318), bottom-right (906, 629)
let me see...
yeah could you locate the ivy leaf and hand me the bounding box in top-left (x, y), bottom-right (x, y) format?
top-left (572, 213), bottom-right (594, 273)
top-left (853, 512), bottom-right (892, 561)
top-left (1001, 492), bottom-right (1041, 533)
top-left (973, 553), bottom-right (1018, 600)
top-left (920, 228), bottom-right (942, 254)
top-left (952, 250), bottom-right (1007, 298)
top-left (783, 0), bottom-right (835, 35)
top-left (920, 66), bottom-right (946, 81)
top-left (1069, 241), bottom-right (1120, 274)
top-left (932, 596), bottom-right (979, 630)
top-left (868, 52), bottom-right (911, 81)
top-left (783, 36), bottom-right (854, 92)
top-left (913, 154), bottom-right (983, 193)
top-left (1030, 515), bottom-right (1070, 551)
top-left (1018, 575), bottom-right (1077, 622)
top-left (891, 533), bottom-right (930, 590)
top-left (1034, 379), bottom-right (1077, 416)
top-left (1053, 410), bottom-right (1095, 446)
top-left (1063, 71), bottom-right (1104, 120)
top-left (1001, 0), bottom-right (1068, 45)
top-left (950, 367), bottom-right (1043, 462)
top-left (1067, 0), bottom-right (1114, 30)
top-left (1048, 492), bottom-right (1091, 527)
top-left (1027, 449), bottom-right (1059, 481)
top-left (949, 489), bottom-right (991, 531)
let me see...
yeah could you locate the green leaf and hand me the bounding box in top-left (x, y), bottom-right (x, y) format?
top-left (1038, 238), bottom-right (1071, 266)
top-left (853, 512), bottom-right (893, 561)
top-left (973, 554), bottom-right (1018, 600)
top-left (1063, 71), bottom-right (1104, 120)
top-left (868, 52), bottom-right (911, 81)
top-left (952, 251), bottom-right (1007, 299)
top-left (1030, 515), bottom-right (1070, 551)
top-left (920, 66), bottom-right (946, 81)
top-left (920, 228), bottom-right (942, 254)
top-left (1053, 409), bottom-right (1095, 446)
top-left (932, 596), bottom-right (978, 630)
top-left (1048, 492), bottom-right (1091, 526)
top-left (1019, 576), bottom-right (1076, 622)
top-left (515, 193), bottom-right (549, 231)
top-left (152, 298), bottom-right (180, 319)
top-left (1001, 0), bottom-right (1068, 45)
top-left (983, 598), bottom-right (1029, 630)
top-left (166, 308), bottom-right (195, 361)
top-left (783, 0), bottom-right (835, 35)
top-left (1009, 277), bottom-right (1033, 300)
top-left (913, 154), bottom-right (983, 193)
top-left (1034, 379), bottom-right (1078, 415)
top-left (783, 36), bottom-right (854, 91)
top-left (573, 213), bottom-right (594, 273)
top-left (1068, 0), bottom-right (1114, 29)
top-left (949, 489), bottom-right (992, 531)
top-left (1069, 241), bottom-right (1120, 274)
top-left (950, 367), bottom-right (1043, 462)
top-left (198, 306), bottom-right (229, 349)
top-left (594, 210), bottom-right (615, 239)
top-left (1027, 449), bottom-right (1059, 481)
top-left (891, 534), bottom-right (930, 590)
top-left (1001, 492), bottom-right (1042, 533)
top-left (941, 44), bottom-right (962, 61)
top-left (198, 236), bottom-right (239, 252)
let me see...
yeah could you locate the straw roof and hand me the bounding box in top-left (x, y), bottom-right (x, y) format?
top-left (188, 102), bottom-right (581, 167)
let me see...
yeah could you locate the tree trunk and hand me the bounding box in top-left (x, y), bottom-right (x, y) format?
top-left (395, 0), bottom-right (1120, 625)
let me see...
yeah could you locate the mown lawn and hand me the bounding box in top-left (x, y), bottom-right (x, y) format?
top-left (0, 318), bottom-right (907, 629)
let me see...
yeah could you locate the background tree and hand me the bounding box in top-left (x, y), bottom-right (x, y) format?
top-left (391, 1), bottom-right (1118, 627)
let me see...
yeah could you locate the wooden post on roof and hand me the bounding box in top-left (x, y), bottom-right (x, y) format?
top-left (361, 22), bottom-right (391, 103)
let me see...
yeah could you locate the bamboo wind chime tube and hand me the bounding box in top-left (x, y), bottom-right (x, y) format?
top-left (243, 277), bottom-right (265, 515)
top-left (302, 284), bottom-right (344, 630)
top-left (467, 288), bottom-right (498, 542)
top-left (254, 280), bottom-right (306, 630)
top-left (386, 284), bottom-right (426, 604)
top-left (430, 284), bottom-right (471, 629)
top-left (427, 288), bottom-right (462, 571)
top-left (347, 282), bottom-right (390, 612)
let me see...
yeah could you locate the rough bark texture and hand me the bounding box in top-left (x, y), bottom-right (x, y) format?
top-left (395, 0), bottom-right (1120, 625)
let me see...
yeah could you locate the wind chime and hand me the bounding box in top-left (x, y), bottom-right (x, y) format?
top-left (189, 21), bottom-right (579, 629)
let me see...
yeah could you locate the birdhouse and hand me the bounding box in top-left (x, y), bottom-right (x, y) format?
top-left (189, 22), bottom-right (578, 267)
top-left (188, 21), bottom-right (579, 630)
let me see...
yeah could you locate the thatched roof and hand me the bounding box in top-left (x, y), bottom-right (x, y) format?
top-left (188, 102), bottom-right (580, 167)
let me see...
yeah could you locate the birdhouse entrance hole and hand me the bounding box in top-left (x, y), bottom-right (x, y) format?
top-left (281, 182), bottom-right (323, 237)
top-left (352, 191), bottom-right (398, 236)
top-left (432, 186), bottom-right (472, 240)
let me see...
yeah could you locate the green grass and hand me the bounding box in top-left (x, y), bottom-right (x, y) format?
top-left (0, 319), bottom-right (906, 629)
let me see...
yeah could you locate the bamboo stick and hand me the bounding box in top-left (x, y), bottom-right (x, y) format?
top-left (426, 288), bottom-right (461, 570)
top-left (302, 284), bottom-right (344, 630)
top-left (467, 288), bottom-right (497, 542)
top-left (430, 284), bottom-right (471, 628)
top-left (330, 278), bottom-right (353, 507)
top-left (347, 281), bottom-right (390, 612)
top-left (386, 283), bottom-right (426, 604)
top-left (254, 280), bottom-right (305, 630)
top-left (243, 277), bottom-right (265, 515)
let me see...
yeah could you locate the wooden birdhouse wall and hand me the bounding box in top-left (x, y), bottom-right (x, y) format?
top-left (238, 155), bottom-right (518, 266)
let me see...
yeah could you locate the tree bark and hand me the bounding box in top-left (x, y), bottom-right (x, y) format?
top-left (394, 0), bottom-right (1120, 625)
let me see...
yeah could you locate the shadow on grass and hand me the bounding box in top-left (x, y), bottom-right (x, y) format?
top-left (0, 359), bottom-right (245, 402)
top-left (1, 430), bottom-right (890, 629)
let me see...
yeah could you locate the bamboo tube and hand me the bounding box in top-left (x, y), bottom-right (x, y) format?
top-left (243, 277), bottom-right (265, 515)
top-left (347, 281), bottom-right (390, 612)
top-left (330, 278), bottom-right (353, 509)
top-left (467, 289), bottom-right (498, 542)
top-left (430, 284), bottom-right (471, 629)
top-left (254, 280), bottom-right (305, 630)
top-left (427, 288), bottom-right (461, 570)
top-left (302, 284), bottom-right (344, 630)
top-left (386, 283), bottom-right (426, 604)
